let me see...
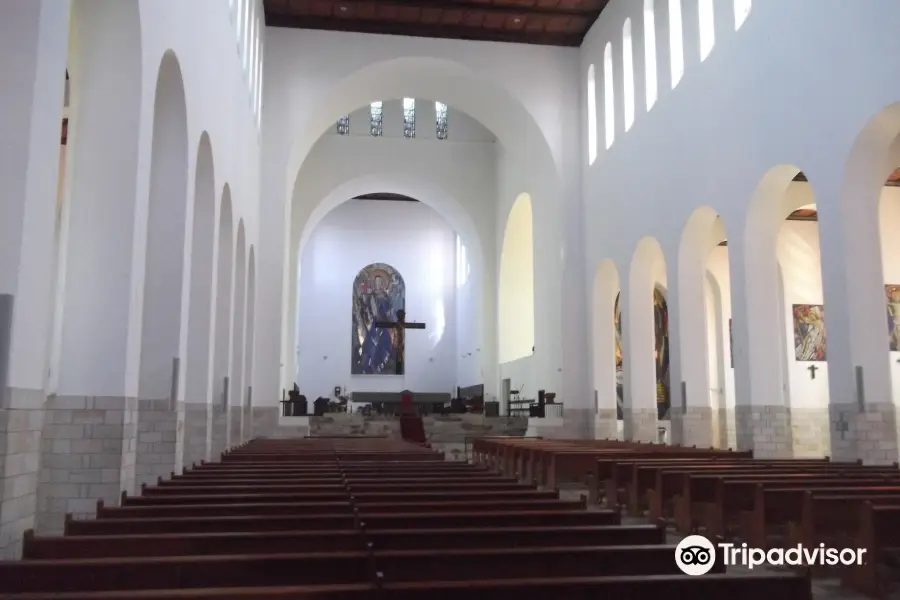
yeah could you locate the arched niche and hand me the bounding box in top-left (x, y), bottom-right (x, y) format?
top-left (498, 192), bottom-right (535, 364)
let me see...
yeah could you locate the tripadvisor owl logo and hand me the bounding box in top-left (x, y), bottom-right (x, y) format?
top-left (675, 535), bottom-right (716, 576)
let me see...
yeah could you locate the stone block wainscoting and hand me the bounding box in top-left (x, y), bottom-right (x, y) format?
top-left (135, 399), bottom-right (177, 488)
top-left (182, 404), bottom-right (209, 469)
top-left (36, 395), bottom-right (138, 536)
top-left (0, 389), bottom-right (44, 559)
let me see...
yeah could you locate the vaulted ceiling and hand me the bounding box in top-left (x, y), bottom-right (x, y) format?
top-left (263, 0), bottom-right (609, 47)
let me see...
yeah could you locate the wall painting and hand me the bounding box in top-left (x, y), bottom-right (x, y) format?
top-left (886, 285), bottom-right (900, 351)
top-left (351, 263), bottom-right (405, 375)
top-left (613, 288), bottom-right (670, 420)
top-left (792, 303), bottom-right (826, 361)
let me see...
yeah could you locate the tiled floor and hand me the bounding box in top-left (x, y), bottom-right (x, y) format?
top-left (554, 486), bottom-right (886, 599)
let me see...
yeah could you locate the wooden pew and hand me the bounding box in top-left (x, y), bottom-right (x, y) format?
top-left (842, 503), bottom-right (900, 598)
top-left (785, 489), bottom-right (900, 549)
top-left (595, 458), bottom-right (833, 512)
top-left (96, 501), bottom-right (353, 519)
top-left (377, 573), bottom-right (812, 600)
top-left (672, 470), bottom-right (900, 534)
top-left (741, 485), bottom-right (900, 549)
top-left (0, 551), bottom-right (373, 593)
top-left (65, 513), bottom-right (358, 535)
top-left (22, 524), bottom-right (665, 559)
top-left (357, 509), bottom-right (620, 529)
top-left (0, 574), bottom-right (814, 600)
top-left (372, 544), bottom-right (725, 581)
top-left (364, 524), bottom-right (665, 551)
top-left (354, 499), bottom-right (585, 513)
top-left (22, 529), bottom-right (366, 559)
top-left (124, 489), bottom-right (559, 507)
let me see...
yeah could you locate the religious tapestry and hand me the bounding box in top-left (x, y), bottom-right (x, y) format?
top-left (886, 285), bottom-right (900, 351)
top-left (792, 304), bottom-right (826, 361)
top-left (654, 288), bottom-right (671, 420)
top-left (614, 293), bottom-right (624, 420)
top-left (351, 263), bottom-right (405, 374)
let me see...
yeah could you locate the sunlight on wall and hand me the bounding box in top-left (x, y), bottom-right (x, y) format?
top-left (603, 43), bottom-right (615, 149)
top-left (455, 234), bottom-right (470, 288)
top-left (669, 0), bottom-right (684, 88)
top-left (587, 65), bottom-right (597, 164)
top-left (734, 0), bottom-right (752, 30)
top-left (623, 19), bottom-right (635, 131)
top-left (428, 226), bottom-right (446, 348)
top-left (499, 193), bottom-right (535, 363)
top-left (644, 0), bottom-right (658, 110)
top-left (699, 0), bottom-right (715, 61)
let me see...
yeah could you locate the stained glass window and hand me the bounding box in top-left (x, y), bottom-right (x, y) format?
top-left (435, 101), bottom-right (448, 140)
top-left (337, 115), bottom-right (350, 135)
top-left (403, 97), bottom-right (415, 138)
top-left (369, 101), bottom-right (383, 137)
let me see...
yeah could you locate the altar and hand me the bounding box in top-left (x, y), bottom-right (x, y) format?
top-left (350, 390), bottom-right (451, 416)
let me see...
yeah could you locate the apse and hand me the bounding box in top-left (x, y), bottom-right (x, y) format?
top-left (295, 195), bottom-right (473, 398)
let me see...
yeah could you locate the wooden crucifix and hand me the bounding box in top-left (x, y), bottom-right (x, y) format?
top-left (373, 309), bottom-right (425, 375)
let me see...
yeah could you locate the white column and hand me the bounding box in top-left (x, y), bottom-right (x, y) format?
top-left (56, 1), bottom-right (143, 399)
top-left (1, 0), bottom-right (70, 403)
top-left (729, 213), bottom-right (791, 457)
top-left (822, 170), bottom-right (897, 463)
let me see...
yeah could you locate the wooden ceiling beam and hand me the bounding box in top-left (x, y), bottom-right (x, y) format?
top-left (265, 13), bottom-right (586, 46)
top-left (354, 0), bottom-right (604, 18)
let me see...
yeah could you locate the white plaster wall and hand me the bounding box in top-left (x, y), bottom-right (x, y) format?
top-left (777, 219), bottom-right (827, 409)
top-left (582, 0), bottom-right (900, 415)
top-left (260, 27), bottom-right (582, 412)
top-left (2, 0), bottom-right (263, 401)
top-left (296, 200), bottom-right (461, 398)
top-left (498, 194), bottom-right (535, 363)
top-left (455, 236), bottom-right (481, 388)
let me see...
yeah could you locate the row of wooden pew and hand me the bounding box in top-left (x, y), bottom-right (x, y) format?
top-left (474, 437), bottom-right (900, 598)
top-left (1, 437), bottom-right (814, 599)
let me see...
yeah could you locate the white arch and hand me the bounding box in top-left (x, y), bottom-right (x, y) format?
top-left (625, 236), bottom-right (667, 440)
top-left (499, 193), bottom-right (535, 364)
top-left (284, 57), bottom-right (560, 200)
top-left (139, 49), bottom-right (189, 401)
top-left (289, 173), bottom-right (489, 397)
top-left (184, 132), bottom-right (216, 406)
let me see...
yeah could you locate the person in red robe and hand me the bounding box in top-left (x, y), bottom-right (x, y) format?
top-left (400, 391), bottom-right (413, 414)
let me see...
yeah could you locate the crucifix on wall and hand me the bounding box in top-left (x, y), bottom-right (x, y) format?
top-left (373, 310), bottom-right (426, 375)
top-left (807, 364), bottom-right (819, 379)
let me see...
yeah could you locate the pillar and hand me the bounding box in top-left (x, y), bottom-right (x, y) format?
top-left (730, 214), bottom-right (792, 457)
top-left (0, 0), bottom-right (69, 557)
